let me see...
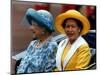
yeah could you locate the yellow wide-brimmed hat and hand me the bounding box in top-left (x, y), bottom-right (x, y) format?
top-left (55, 10), bottom-right (90, 35)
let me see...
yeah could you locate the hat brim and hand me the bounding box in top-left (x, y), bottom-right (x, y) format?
top-left (26, 8), bottom-right (53, 32)
top-left (55, 10), bottom-right (90, 35)
top-left (26, 9), bottom-right (46, 26)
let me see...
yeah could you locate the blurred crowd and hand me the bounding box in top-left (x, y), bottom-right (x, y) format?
top-left (33, 3), bottom-right (96, 30)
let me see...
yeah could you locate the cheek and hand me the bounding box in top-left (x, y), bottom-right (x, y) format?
top-left (35, 27), bottom-right (43, 34)
top-left (64, 28), bottom-right (76, 32)
top-left (72, 27), bottom-right (79, 31)
top-left (64, 28), bottom-right (69, 32)
top-left (74, 28), bottom-right (80, 34)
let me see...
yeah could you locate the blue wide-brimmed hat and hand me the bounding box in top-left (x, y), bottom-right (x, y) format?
top-left (25, 8), bottom-right (54, 32)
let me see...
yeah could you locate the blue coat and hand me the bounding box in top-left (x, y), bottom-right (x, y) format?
top-left (17, 39), bottom-right (57, 73)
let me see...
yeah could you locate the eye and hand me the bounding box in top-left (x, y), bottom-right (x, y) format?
top-left (65, 25), bottom-right (70, 28)
top-left (72, 25), bottom-right (76, 28)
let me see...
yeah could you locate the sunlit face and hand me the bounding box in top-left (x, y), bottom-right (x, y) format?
top-left (29, 23), bottom-right (45, 38)
top-left (64, 19), bottom-right (81, 42)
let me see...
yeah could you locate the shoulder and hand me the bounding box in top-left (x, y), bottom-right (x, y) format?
top-left (78, 44), bottom-right (90, 50)
top-left (77, 44), bottom-right (91, 55)
top-left (26, 40), bottom-right (38, 52)
top-left (48, 39), bottom-right (58, 48)
top-left (29, 40), bottom-right (37, 45)
top-left (44, 40), bottom-right (58, 53)
top-left (58, 38), bottom-right (68, 47)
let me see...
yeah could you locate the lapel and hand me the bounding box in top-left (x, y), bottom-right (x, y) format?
top-left (56, 36), bottom-right (87, 71)
top-left (56, 38), bottom-right (69, 71)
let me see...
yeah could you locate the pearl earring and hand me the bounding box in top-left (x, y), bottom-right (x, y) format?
top-left (79, 30), bottom-right (80, 32)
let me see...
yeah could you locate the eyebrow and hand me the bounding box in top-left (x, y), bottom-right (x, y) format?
top-left (65, 24), bottom-right (77, 26)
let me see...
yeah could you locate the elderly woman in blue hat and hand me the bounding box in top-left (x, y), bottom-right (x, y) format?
top-left (16, 8), bottom-right (57, 73)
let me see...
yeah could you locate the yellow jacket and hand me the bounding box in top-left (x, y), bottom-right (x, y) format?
top-left (55, 36), bottom-right (91, 71)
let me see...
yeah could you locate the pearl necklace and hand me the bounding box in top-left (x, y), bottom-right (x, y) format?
top-left (34, 36), bottom-right (53, 49)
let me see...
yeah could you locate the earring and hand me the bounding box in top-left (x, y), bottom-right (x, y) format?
top-left (79, 30), bottom-right (80, 32)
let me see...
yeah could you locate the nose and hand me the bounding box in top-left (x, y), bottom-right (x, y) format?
top-left (29, 26), bottom-right (35, 31)
top-left (29, 26), bottom-right (35, 33)
top-left (68, 26), bottom-right (73, 32)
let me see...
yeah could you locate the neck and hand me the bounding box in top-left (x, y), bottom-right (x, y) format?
top-left (39, 32), bottom-right (51, 43)
top-left (69, 35), bottom-right (79, 44)
top-left (69, 39), bottom-right (75, 44)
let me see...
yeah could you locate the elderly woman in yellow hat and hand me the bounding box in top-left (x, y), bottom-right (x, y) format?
top-left (55, 10), bottom-right (91, 71)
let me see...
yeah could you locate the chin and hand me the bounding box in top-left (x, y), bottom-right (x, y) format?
top-left (32, 34), bottom-right (36, 39)
top-left (69, 37), bottom-right (75, 41)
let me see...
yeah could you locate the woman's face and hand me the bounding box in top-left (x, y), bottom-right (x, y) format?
top-left (29, 23), bottom-right (45, 39)
top-left (64, 19), bottom-right (81, 42)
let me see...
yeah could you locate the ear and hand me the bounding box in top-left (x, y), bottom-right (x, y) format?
top-left (78, 29), bottom-right (81, 32)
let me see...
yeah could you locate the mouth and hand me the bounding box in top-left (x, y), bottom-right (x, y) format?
top-left (31, 30), bottom-right (36, 34)
top-left (31, 31), bottom-right (37, 38)
top-left (32, 32), bottom-right (35, 34)
top-left (67, 33), bottom-right (74, 37)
